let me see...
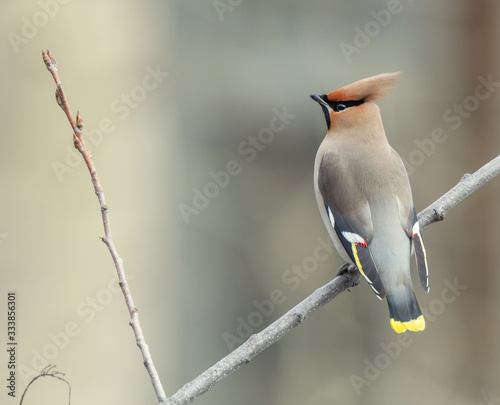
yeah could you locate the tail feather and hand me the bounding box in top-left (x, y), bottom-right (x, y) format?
top-left (387, 286), bottom-right (425, 333)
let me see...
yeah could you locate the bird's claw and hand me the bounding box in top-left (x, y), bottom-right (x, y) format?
top-left (337, 263), bottom-right (361, 288)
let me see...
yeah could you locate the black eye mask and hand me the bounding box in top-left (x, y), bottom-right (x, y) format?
top-left (327, 99), bottom-right (365, 112)
top-left (310, 93), bottom-right (365, 130)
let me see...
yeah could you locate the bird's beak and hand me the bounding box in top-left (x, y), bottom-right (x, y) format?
top-left (310, 93), bottom-right (333, 130)
top-left (310, 94), bottom-right (329, 109)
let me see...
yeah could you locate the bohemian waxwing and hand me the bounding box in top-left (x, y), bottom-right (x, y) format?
top-left (310, 72), bottom-right (429, 333)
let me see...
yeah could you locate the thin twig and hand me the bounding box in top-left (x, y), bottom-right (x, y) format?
top-left (20, 365), bottom-right (71, 405)
top-left (42, 50), bottom-right (167, 403)
top-left (162, 154), bottom-right (500, 405)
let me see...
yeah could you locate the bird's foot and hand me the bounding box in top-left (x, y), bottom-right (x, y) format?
top-left (337, 263), bottom-right (361, 288)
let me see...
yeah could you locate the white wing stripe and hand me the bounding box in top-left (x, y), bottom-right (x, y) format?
top-left (342, 231), bottom-right (365, 244)
top-left (412, 221), bottom-right (420, 235)
top-left (327, 206), bottom-right (335, 227)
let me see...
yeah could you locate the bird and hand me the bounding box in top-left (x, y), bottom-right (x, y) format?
top-left (310, 72), bottom-right (429, 333)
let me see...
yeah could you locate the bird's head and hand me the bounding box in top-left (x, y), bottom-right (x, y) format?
top-left (311, 71), bottom-right (401, 132)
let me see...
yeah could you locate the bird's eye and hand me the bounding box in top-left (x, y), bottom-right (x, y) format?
top-left (336, 103), bottom-right (347, 112)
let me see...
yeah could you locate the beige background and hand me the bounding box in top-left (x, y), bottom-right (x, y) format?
top-left (1, 1), bottom-right (500, 404)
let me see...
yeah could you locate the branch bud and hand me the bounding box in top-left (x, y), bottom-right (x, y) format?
top-left (55, 88), bottom-right (64, 109)
top-left (42, 50), bottom-right (56, 69)
top-left (76, 111), bottom-right (84, 130)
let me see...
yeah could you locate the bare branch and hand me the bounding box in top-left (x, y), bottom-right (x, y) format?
top-left (42, 50), bottom-right (167, 403)
top-left (417, 154), bottom-right (500, 227)
top-left (162, 154), bottom-right (500, 405)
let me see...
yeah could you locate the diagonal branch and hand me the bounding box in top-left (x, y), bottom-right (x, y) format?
top-left (162, 265), bottom-right (360, 405)
top-left (417, 154), bottom-right (500, 226)
top-left (42, 50), bottom-right (167, 403)
top-left (162, 154), bottom-right (500, 405)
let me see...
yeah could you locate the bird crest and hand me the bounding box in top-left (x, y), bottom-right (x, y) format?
top-left (326, 71), bottom-right (402, 102)
top-left (311, 71), bottom-right (402, 131)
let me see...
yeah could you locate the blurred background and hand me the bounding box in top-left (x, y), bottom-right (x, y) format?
top-left (1, 1), bottom-right (500, 404)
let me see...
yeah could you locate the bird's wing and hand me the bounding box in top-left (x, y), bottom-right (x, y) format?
top-left (392, 151), bottom-right (430, 293)
top-left (317, 152), bottom-right (386, 299)
top-left (399, 204), bottom-right (430, 293)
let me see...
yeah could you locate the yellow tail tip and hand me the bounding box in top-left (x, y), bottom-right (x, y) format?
top-left (390, 315), bottom-right (425, 333)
